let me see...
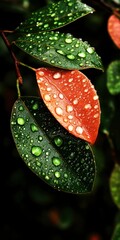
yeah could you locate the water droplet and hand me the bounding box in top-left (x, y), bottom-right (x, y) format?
top-left (32, 102), bottom-right (39, 110)
top-left (19, 105), bottom-right (24, 111)
top-left (65, 38), bottom-right (72, 43)
top-left (59, 93), bottom-right (64, 99)
top-left (68, 125), bottom-right (74, 132)
top-left (93, 95), bottom-right (98, 100)
top-left (66, 54), bottom-right (75, 60)
top-left (57, 50), bottom-right (65, 55)
top-left (53, 72), bottom-right (61, 79)
top-left (68, 115), bottom-right (73, 120)
top-left (31, 146), bottom-right (42, 157)
top-left (76, 126), bottom-right (83, 134)
top-left (84, 104), bottom-right (91, 109)
top-left (30, 123), bottom-right (38, 132)
top-left (73, 99), bottom-right (78, 105)
top-left (78, 52), bottom-right (86, 58)
top-left (52, 157), bottom-right (61, 166)
top-left (38, 136), bottom-right (43, 141)
top-left (45, 175), bottom-right (50, 180)
top-left (54, 171), bottom-right (61, 178)
top-left (55, 107), bottom-right (63, 115)
top-left (64, 173), bottom-right (68, 178)
top-left (66, 105), bottom-right (73, 112)
top-left (54, 136), bottom-right (63, 147)
top-left (44, 94), bottom-right (51, 101)
top-left (87, 47), bottom-right (94, 54)
top-left (17, 117), bottom-right (25, 126)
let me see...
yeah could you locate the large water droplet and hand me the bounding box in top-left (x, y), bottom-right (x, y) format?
top-left (31, 146), bottom-right (42, 156)
top-left (17, 117), bottom-right (25, 126)
top-left (78, 52), bottom-right (86, 58)
top-left (87, 47), bottom-right (94, 54)
top-left (52, 157), bottom-right (61, 166)
top-left (54, 136), bottom-right (63, 147)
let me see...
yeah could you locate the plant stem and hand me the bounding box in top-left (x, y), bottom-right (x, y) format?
top-left (103, 129), bottom-right (118, 164)
top-left (19, 61), bottom-right (36, 72)
top-left (1, 31), bottom-right (23, 84)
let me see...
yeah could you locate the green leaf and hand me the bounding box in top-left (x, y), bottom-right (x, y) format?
top-left (10, 97), bottom-right (96, 194)
top-left (14, 31), bottom-right (103, 70)
top-left (107, 60), bottom-right (120, 95)
top-left (110, 164), bottom-right (120, 209)
top-left (112, 224), bottom-right (120, 240)
top-left (16, 0), bottom-right (94, 33)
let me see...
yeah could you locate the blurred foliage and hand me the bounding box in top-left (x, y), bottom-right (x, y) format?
top-left (0, 0), bottom-right (120, 239)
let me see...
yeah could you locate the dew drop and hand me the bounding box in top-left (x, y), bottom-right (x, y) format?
top-left (17, 117), bottom-right (25, 126)
top-left (30, 123), bottom-right (38, 132)
top-left (78, 52), bottom-right (86, 58)
top-left (53, 72), bottom-right (61, 79)
top-left (54, 171), bottom-right (61, 178)
top-left (68, 125), bottom-right (74, 132)
top-left (73, 99), bottom-right (78, 105)
top-left (52, 157), bottom-right (61, 166)
top-left (31, 146), bottom-right (42, 157)
top-left (38, 136), bottom-right (43, 141)
top-left (76, 126), bottom-right (83, 134)
top-left (44, 94), bottom-right (51, 101)
top-left (56, 50), bottom-right (65, 55)
top-left (66, 105), bottom-right (73, 112)
top-left (19, 105), bottom-right (24, 111)
top-left (54, 136), bottom-right (63, 147)
top-left (93, 95), bottom-right (99, 100)
top-left (87, 47), bottom-right (94, 54)
top-left (32, 102), bottom-right (39, 110)
top-left (84, 104), bottom-right (91, 109)
top-left (59, 93), bottom-right (64, 99)
top-left (55, 107), bottom-right (63, 115)
top-left (66, 54), bottom-right (75, 60)
top-left (65, 38), bottom-right (72, 43)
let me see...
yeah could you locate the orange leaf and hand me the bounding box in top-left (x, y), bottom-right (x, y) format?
top-left (36, 68), bottom-right (100, 144)
top-left (107, 14), bottom-right (120, 49)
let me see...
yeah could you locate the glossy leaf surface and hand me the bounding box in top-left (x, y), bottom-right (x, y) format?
top-left (107, 60), bottom-right (120, 95)
top-left (15, 31), bottom-right (103, 70)
top-left (16, 0), bottom-right (94, 33)
top-left (110, 164), bottom-right (120, 209)
top-left (36, 68), bottom-right (101, 144)
top-left (107, 14), bottom-right (120, 49)
top-left (10, 97), bottom-right (96, 194)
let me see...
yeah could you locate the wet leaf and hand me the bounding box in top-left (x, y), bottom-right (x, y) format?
top-left (107, 14), bottom-right (120, 49)
top-left (112, 223), bottom-right (120, 240)
top-left (110, 163), bottom-right (120, 209)
top-left (10, 97), bottom-right (96, 194)
top-left (107, 60), bottom-right (120, 95)
top-left (16, 0), bottom-right (94, 33)
top-left (15, 31), bottom-right (103, 70)
top-left (36, 68), bottom-right (101, 144)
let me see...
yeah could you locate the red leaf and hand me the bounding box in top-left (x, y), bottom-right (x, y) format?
top-left (107, 14), bottom-right (120, 49)
top-left (36, 68), bottom-right (100, 144)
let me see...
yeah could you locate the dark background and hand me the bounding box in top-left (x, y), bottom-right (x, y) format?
top-left (0, 0), bottom-right (120, 239)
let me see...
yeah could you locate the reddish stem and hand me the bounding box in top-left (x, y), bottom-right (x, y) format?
top-left (1, 31), bottom-right (23, 84)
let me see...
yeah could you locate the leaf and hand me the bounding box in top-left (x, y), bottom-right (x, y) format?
top-left (16, 0), bottom-right (94, 33)
top-left (36, 68), bottom-right (101, 144)
top-left (110, 163), bottom-right (120, 209)
top-left (10, 97), bottom-right (96, 194)
top-left (14, 31), bottom-right (103, 70)
top-left (107, 14), bottom-right (120, 49)
top-left (107, 60), bottom-right (120, 95)
top-left (112, 224), bottom-right (120, 240)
